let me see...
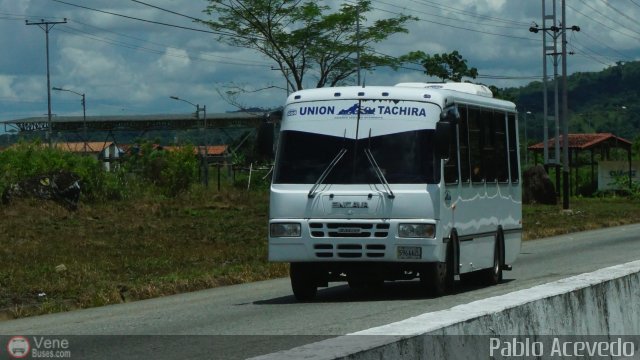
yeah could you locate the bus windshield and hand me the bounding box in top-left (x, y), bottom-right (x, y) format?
top-left (273, 129), bottom-right (439, 184)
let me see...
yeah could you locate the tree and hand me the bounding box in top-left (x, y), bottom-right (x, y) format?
top-left (201, 0), bottom-right (415, 91)
top-left (401, 50), bottom-right (478, 82)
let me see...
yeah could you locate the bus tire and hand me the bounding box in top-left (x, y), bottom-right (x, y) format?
top-left (479, 230), bottom-right (504, 286)
top-left (290, 263), bottom-right (318, 301)
top-left (421, 239), bottom-right (454, 296)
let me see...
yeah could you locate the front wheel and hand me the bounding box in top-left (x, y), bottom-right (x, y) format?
top-left (290, 263), bottom-right (318, 301)
top-left (420, 239), bottom-right (455, 296)
top-left (420, 262), bottom-right (447, 296)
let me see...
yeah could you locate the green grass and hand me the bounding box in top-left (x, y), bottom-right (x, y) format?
top-left (0, 185), bottom-right (287, 318)
top-left (0, 187), bottom-right (638, 319)
top-left (522, 197), bottom-right (640, 240)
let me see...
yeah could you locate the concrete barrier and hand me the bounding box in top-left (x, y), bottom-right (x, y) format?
top-left (251, 260), bottom-right (640, 359)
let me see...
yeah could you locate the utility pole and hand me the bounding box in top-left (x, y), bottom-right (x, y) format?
top-left (561, 0), bottom-right (571, 210)
top-left (530, 1), bottom-right (578, 209)
top-left (530, 1), bottom-right (560, 168)
top-left (26, 18), bottom-right (67, 148)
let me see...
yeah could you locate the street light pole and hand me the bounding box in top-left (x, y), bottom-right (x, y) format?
top-left (525, 111), bottom-right (531, 166)
top-left (52, 87), bottom-right (87, 153)
top-left (170, 96), bottom-right (208, 187)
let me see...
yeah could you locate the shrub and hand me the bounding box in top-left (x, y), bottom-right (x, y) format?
top-left (0, 141), bottom-right (201, 203)
top-left (605, 175), bottom-right (640, 200)
top-left (0, 141), bottom-right (125, 201)
top-left (124, 143), bottom-right (198, 196)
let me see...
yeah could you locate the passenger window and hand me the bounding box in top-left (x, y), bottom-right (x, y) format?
top-left (507, 113), bottom-right (520, 182)
top-left (468, 107), bottom-right (484, 183)
top-left (482, 110), bottom-right (496, 182)
top-left (458, 106), bottom-right (470, 183)
top-left (494, 112), bottom-right (509, 182)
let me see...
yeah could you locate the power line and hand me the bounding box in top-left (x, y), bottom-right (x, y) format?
top-left (598, 0), bottom-right (640, 31)
top-left (129, 0), bottom-right (201, 22)
top-left (51, 0), bottom-right (254, 40)
top-left (568, 2), bottom-right (640, 40)
top-left (72, 19), bottom-right (269, 66)
top-left (0, 11), bottom-right (55, 20)
top-left (356, 1), bottom-right (540, 42)
top-left (568, 35), bottom-right (614, 66)
top-left (59, 22), bottom-right (270, 67)
top-left (376, 50), bottom-right (543, 81)
top-left (3, 10), bottom-right (268, 67)
top-left (407, 0), bottom-right (530, 27)
top-left (377, 0), bottom-right (523, 30)
top-left (578, 30), bottom-right (634, 62)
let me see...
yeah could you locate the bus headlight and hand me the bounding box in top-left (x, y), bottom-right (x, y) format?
top-left (270, 223), bottom-right (301, 237)
top-left (398, 223), bottom-right (435, 238)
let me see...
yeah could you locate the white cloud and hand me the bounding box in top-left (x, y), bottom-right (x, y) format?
top-left (0, 0), bottom-right (638, 121)
top-left (155, 48), bottom-right (192, 75)
top-left (0, 76), bottom-right (18, 99)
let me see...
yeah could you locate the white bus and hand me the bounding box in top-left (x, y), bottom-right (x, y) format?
top-left (268, 82), bottom-right (522, 301)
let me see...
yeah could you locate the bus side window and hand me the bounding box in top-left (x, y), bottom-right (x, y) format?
top-left (507, 113), bottom-right (520, 182)
top-left (494, 111), bottom-right (509, 182)
top-left (458, 106), bottom-right (470, 183)
top-left (482, 109), bottom-right (496, 182)
top-left (468, 107), bottom-right (484, 183)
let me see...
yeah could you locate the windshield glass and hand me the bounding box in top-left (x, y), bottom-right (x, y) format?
top-left (273, 129), bottom-right (438, 184)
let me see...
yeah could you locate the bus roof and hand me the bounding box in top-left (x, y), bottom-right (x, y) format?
top-left (286, 84), bottom-right (516, 112)
top-left (395, 82), bottom-right (494, 97)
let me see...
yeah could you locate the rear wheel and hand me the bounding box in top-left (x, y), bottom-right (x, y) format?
top-left (290, 263), bottom-right (318, 301)
top-left (478, 231), bottom-right (504, 286)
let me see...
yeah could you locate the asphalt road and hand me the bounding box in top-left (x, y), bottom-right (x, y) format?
top-left (1, 224), bottom-right (640, 359)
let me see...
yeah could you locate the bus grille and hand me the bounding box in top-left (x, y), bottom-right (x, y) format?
top-left (309, 223), bottom-right (390, 238)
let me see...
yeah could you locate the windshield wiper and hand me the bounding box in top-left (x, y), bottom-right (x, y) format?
top-left (364, 129), bottom-right (395, 199)
top-left (364, 148), bottom-right (395, 199)
top-left (307, 148), bottom-right (347, 198)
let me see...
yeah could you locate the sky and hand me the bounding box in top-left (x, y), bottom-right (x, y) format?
top-left (1, 0), bottom-right (639, 124)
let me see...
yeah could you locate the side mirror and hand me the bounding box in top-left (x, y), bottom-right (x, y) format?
top-left (440, 107), bottom-right (460, 124)
top-left (435, 121), bottom-right (452, 159)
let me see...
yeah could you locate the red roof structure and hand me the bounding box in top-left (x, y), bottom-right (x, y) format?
top-left (162, 145), bottom-right (229, 156)
top-left (527, 133), bottom-right (633, 195)
top-left (528, 133), bottom-right (632, 152)
top-left (55, 142), bottom-right (108, 153)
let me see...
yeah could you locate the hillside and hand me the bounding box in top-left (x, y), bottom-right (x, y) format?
top-left (497, 61), bottom-right (640, 145)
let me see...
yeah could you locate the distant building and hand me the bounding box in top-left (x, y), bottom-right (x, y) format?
top-left (528, 133), bottom-right (634, 193)
top-left (55, 142), bottom-right (125, 171)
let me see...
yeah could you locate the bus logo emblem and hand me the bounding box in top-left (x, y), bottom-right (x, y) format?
top-left (332, 201), bottom-right (368, 209)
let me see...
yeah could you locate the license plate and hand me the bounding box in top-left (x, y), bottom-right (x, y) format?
top-left (397, 246), bottom-right (422, 260)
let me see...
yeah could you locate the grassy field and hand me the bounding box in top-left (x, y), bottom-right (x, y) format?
top-left (1, 188), bottom-right (639, 319)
